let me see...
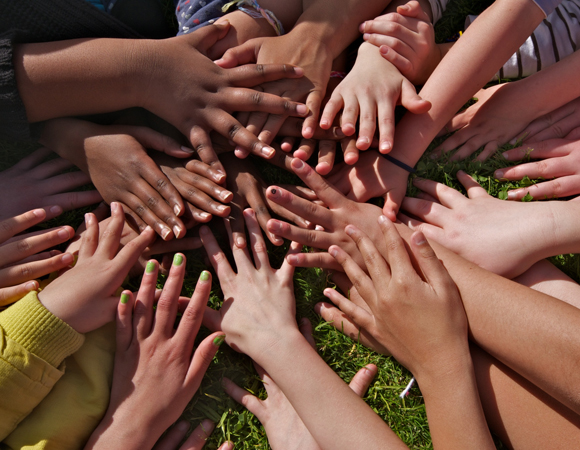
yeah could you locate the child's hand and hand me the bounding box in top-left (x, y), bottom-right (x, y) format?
top-left (223, 319), bottom-right (378, 450)
top-left (361, 1), bottom-right (441, 85)
top-left (199, 209), bottom-right (301, 358)
top-left (496, 138), bottom-right (580, 200)
top-left (85, 256), bottom-right (224, 449)
top-left (399, 172), bottom-right (556, 278)
top-left (433, 83), bottom-right (538, 161)
top-left (0, 208), bottom-right (74, 306)
top-left (320, 42), bottom-right (430, 156)
top-left (518, 97), bottom-right (580, 143)
top-left (322, 217), bottom-right (468, 382)
top-left (145, 24), bottom-right (308, 163)
top-left (37, 203), bottom-right (155, 333)
top-left (0, 148), bottom-right (101, 221)
top-left (154, 420), bottom-right (233, 450)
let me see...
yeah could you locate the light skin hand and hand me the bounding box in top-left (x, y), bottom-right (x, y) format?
top-left (144, 23), bottom-right (308, 163)
top-left (0, 147), bottom-right (102, 221)
top-left (497, 138), bottom-right (580, 200)
top-left (0, 208), bottom-right (74, 306)
top-left (361, 1), bottom-right (441, 85)
top-left (433, 83), bottom-right (538, 161)
top-left (519, 97), bottom-right (580, 143)
top-left (85, 257), bottom-right (224, 450)
top-left (320, 42), bottom-right (430, 156)
top-left (399, 171), bottom-right (559, 278)
top-left (153, 419), bottom-right (233, 450)
top-left (38, 203), bottom-right (155, 333)
top-left (223, 318), bottom-right (378, 450)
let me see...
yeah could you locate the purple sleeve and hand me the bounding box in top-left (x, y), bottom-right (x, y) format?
top-left (532, 0), bottom-right (562, 16)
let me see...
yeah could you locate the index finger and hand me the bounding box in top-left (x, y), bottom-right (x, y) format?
top-left (377, 215), bottom-right (415, 280)
top-left (0, 208), bottom-right (48, 243)
top-left (289, 158), bottom-right (346, 208)
top-left (228, 64), bottom-right (304, 87)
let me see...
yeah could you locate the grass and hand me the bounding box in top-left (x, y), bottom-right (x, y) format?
top-left (3, 0), bottom-right (579, 448)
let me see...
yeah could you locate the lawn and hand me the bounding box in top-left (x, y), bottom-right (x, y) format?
top-left (2, 0), bottom-right (579, 448)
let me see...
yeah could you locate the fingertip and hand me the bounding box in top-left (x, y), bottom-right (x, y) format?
top-left (316, 162), bottom-right (331, 175)
top-left (410, 230), bottom-right (427, 247)
top-left (60, 252), bottom-right (74, 265)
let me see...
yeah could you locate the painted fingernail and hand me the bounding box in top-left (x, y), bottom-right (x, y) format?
top-left (261, 146), bottom-right (275, 158)
top-left (378, 215), bottom-right (388, 224)
top-left (120, 293), bottom-right (129, 304)
top-left (58, 228), bottom-right (71, 239)
top-left (181, 145), bottom-right (195, 154)
top-left (174, 204), bottom-right (182, 216)
top-left (495, 170), bottom-right (504, 179)
top-left (173, 254), bottom-right (184, 266)
top-left (161, 227), bottom-right (171, 240)
top-left (146, 261), bottom-right (156, 273)
top-left (200, 270), bottom-right (210, 282)
top-left (213, 335), bottom-right (226, 346)
top-left (297, 104), bottom-right (308, 115)
top-left (25, 281), bottom-right (38, 290)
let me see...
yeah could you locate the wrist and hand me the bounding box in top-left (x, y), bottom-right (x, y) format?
top-left (245, 326), bottom-right (305, 369)
top-left (414, 345), bottom-right (474, 391)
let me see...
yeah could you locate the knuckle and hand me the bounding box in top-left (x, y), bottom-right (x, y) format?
top-left (146, 196), bottom-right (159, 209)
top-left (156, 178), bottom-right (168, 191)
top-left (19, 264), bottom-right (32, 279)
top-left (16, 239), bottom-right (31, 253)
top-left (227, 123), bottom-right (241, 140)
top-left (251, 91), bottom-right (263, 106)
top-left (255, 64), bottom-right (266, 77)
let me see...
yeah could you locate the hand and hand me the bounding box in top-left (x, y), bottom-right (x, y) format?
top-left (326, 151), bottom-right (410, 219)
top-left (153, 153), bottom-right (233, 225)
top-left (264, 158), bottom-right (385, 270)
top-left (361, 1), bottom-right (441, 85)
top-left (320, 42), bottom-right (430, 155)
top-left (519, 96), bottom-right (580, 143)
top-left (220, 153), bottom-right (312, 248)
top-left (0, 208), bottom-right (75, 306)
top-left (143, 24), bottom-right (308, 163)
top-left (223, 319), bottom-right (378, 450)
top-left (0, 147), bottom-right (101, 221)
top-left (215, 32), bottom-right (332, 145)
top-left (37, 203), bottom-right (155, 333)
top-left (199, 209), bottom-right (301, 357)
top-left (496, 138), bottom-right (580, 200)
top-left (322, 216), bottom-right (468, 382)
top-left (85, 257), bottom-right (224, 449)
top-left (433, 83), bottom-right (536, 161)
top-left (153, 420), bottom-right (233, 450)
top-left (399, 171), bottom-right (554, 278)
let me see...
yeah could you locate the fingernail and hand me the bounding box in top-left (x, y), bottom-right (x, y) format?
top-left (199, 212), bottom-right (212, 220)
top-left (181, 146), bottom-right (195, 154)
top-left (329, 247), bottom-right (338, 257)
top-left (110, 202), bottom-right (118, 213)
top-left (320, 118), bottom-right (330, 127)
top-left (501, 152), bottom-right (509, 160)
top-left (199, 419), bottom-right (215, 438)
top-left (200, 270), bottom-right (210, 282)
top-left (213, 335), bottom-right (226, 347)
top-left (495, 170), bottom-right (504, 179)
top-left (84, 213), bottom-right (92, 226)
top-left (345, 225), bottom-right (355, 236)
top-left (173, 226), bottom-right (182, 238)
top-left (146, 261), bottom-right (156, 273)
top-left (380, 46), bottom-right (389, 55)
top-left (304, 127), bottom-right (314, 137)
top-left (507, 191), bottom-right (517, 200)
top-left (357, 137), bottom-right (370, 146)
top-left (161, 227), bottom-right (171, 240)
top-left (61, 253), bottom-right (74, 265)
top-left (261, 146), bottom-right (275, 158)
top-left (32, 208), bottom-right (45, 218)
top-left (269, 221), bottom-right (281, 232)
top-left (177, 421), bottom-right (190, 432)
top-left (296, 104), bottom-right (308, 115)
top-left (58, 228), bottom-right (71, 239)
top-left (381, 141), bottom-right (392, 151)
top-left (236, 237), bottom-right (245, 247)
top-left (223, 442), bottom-right (234, 450)
top-left (412, 231), bottom-right (427, 246)
top-left (120, 293), bottom-right (129, 304)
top-left (200, 226), bottom-right (210, 235)
top-left (25, 281), bottom-right (37, 290)
top-left (174, 204), bottom-right (182, 216)
top-left (220, 191), bottom-right (233, 202)
top-left (217, 205), bottom-right (228, 213)
top-left (49, 205), bottom-right (62, 215)
top-left (378, 215), bottom-right (388, 224)
top-left (214, 172), bottom-right (226, 183)
top-left (173, 254), bottom-right (184, 266)
top-left (293, 159), bottom-right (305, 170)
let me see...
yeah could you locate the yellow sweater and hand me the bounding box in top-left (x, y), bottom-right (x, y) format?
top-left (0, 292), bottom-right (116, 450)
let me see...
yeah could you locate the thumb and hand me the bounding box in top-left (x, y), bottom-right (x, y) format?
top-left (129, 126), bottom-right (193, 158)
top-left (214, 39), bottom-right (261, 68)
top-left (397, 1), bottom-right (430, 21)
top-left (185, 21), bottom-right (231, 55)
top-left (399, 79), bottom-right (431, 114)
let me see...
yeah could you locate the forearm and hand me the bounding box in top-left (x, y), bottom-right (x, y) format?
top-left (419, 355), bottom-right (495, 450)
top-left (393, 223), bottom-right (580, 414)
top-left (389, 0), bottom-right (545, 167)
top-left (255, 330), bottom-right (408, 450)
top-left (294, 0), bottom-right (387, 58)
top-left (14, 38), bottom-right (148, 122)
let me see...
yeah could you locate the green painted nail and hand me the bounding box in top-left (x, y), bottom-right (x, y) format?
top-left (120, 293), bottom-right (129, 304)
top-left (213, 335), bottom-right (225, 347)
top-left (200, 271), bottom-right (210, 282)
top-left (173, 254), bottom-right (183, 266)
top-left (146, 261), bottom-right (156, 274)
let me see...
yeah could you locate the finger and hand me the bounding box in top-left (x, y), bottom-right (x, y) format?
top-left (378, 45), bottom-right (413, 77)
top-left (299, 317), bottom-right (316, 350)
top-left (39, 170), bottom-right (92, 194)
top-left (348, 364), bottom-right (378, 397)
top-left (501, 139), bottom-right (572, 162)
top-left (167, 173), bottom-right (231, 218)
top-left (189, 126), bottom-right (224, 173)
top-left (0, 280), bottom-right (39, 307)
top-left (222, 86), bottom-right (308, 119)
top-left (376, 93), bottom-right (395, 154)
top-left (129, 125), bottom-right (191, 159)
top-left (189, 21), bottom-right (230, 55)
top-left (228, 197), bottom-right (248, 249)
top-left (449, 136), bottom-right (486, 161)
top-left (412, 177), bottom-right (467, 207)
top-left (243, 209), bottom-right (271, 269)
top-left (506, 176), bottom-right (580, 200)
top-left (222, 377), bottom-right (264, 416)
top-left (186, 331), bottom-right (223, 389)
top-left (175, 269), bottom-right (211, 351)
top-left (12, 147), bottom-right (53, 170)
top-left (258, 113), bottom-right (287, 145)
top-left (184, 159), bottom-right (226, 185)
top-left (316, 140), bottom-right (336, 175)
top-left (122, 191), bottom-right (174, 240)
top-left (46, 190), bottom-right (103, 213)
top-left (244, 187), bottom-right (283, 246)
top-left (322, 286), bottom-right (373, 330)
top-left (289, 158), bottom-right (345, 207)
top-left (397, 210), bottom-right (446, 243)
top-left (95, 202), bottom-right (125, 260)
top-left (154, 253), bottom-right (186, 337)
top-left (267, 218), bottom-right (332, 251)
top-left (409, 230), bottom-right (455, 293)
top-left (29, 156), bottom-right (75, 179)
top-left (377, 215), bottom-right (415, 280)
top-left (228, 64), bottom-right (305, 87)
top-left (114, 225), bottom-right (156, 272)
top-left (398, 197), bottom-right (447, 227)
top-left (475, 140), bottom-right (500, 161)
top-left (152, 421), bottom-right (191, 450)
top-left (285, 250), bottom-right (343, 271)
top-left (293, 138), bottom-right (316, 161)
top-left (456, 171), bottom-right (490, 199)
top-left (199, 225), bottom-right (236, 279)
top-left (78, 213), bottom-right (99, 260)
top-left (320, 94), bottom-right (345, 131)
top-left (175, 419), bottom-right (215, 450)
top-left (0, 226), bottom-right (74, 267)
top-left (302, 89), bottom-right (325, 139)
top-left (245, 110), bottom-right (269, 139)
top-left (340, 136), bottom-right (360, 166)
top-left (266, 185), bottom-right (333, 228)
top-left (278, 240), bottom-right (300, 280)
top-left (0, 252), bottom-right (74, 286)
top-left (224, 216), bottom-right (254, 272)
top-left (0, 208), bottom-right (49, 243)
top-left (280, 136), bottom-right (296, 152)
top-left (134, 259), bottom-right (159, 339)
top-left (399, 78), bottom-right (431, 115)
top-left (495, 158), bottom-right (569, 181)
top-left (356, 96), bottom-right (377, 151)
top-left (116, 290), bottom-right (134, 352)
